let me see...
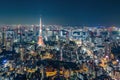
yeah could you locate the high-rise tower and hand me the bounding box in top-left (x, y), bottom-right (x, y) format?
top-left (37, 18), bottom-right (45, 47)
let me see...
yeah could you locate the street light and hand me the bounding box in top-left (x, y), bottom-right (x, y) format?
top-left (105, 55), bottom-right (109, 58)
top-left (83, 47), bottom-right (86, 51)
top-left (116, 59), bottom-right (119, 62)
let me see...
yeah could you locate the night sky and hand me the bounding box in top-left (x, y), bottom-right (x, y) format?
top-left (0, 0), bottom-right (120, 26)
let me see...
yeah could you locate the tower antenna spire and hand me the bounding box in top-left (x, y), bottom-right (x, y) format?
top-left (39, 17), bottom-right (42, 36)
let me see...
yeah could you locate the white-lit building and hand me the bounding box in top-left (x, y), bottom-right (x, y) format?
top-left (71, 29), bottom-right (89, 40)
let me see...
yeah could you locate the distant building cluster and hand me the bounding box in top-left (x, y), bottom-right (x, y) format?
top-left (0, 24), bottom-right (120, 50)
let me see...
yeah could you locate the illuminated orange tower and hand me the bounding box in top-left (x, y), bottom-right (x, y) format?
top-left (37, 18), bottom-right (45, 47)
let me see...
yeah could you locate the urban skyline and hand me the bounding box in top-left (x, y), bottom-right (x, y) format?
top-left (0, 0), bottom-right (120, 79)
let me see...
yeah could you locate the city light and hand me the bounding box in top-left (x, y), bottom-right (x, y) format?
top-left (116, 59), bottom-right (119, 62)
top-left (106, 56), bottom-right (109, 58)
top-left (0, 22), bottom-right (119, 80)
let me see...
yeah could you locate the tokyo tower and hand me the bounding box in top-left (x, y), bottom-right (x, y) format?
top-left (37, 18), bottom-right (45, 47)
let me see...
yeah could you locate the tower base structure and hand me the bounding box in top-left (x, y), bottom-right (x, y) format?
top-left (37, 36), bottom-right (45, 47)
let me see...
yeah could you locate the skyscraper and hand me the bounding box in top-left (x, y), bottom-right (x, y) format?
top-left (37, 18), bottom-right (45, 47)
